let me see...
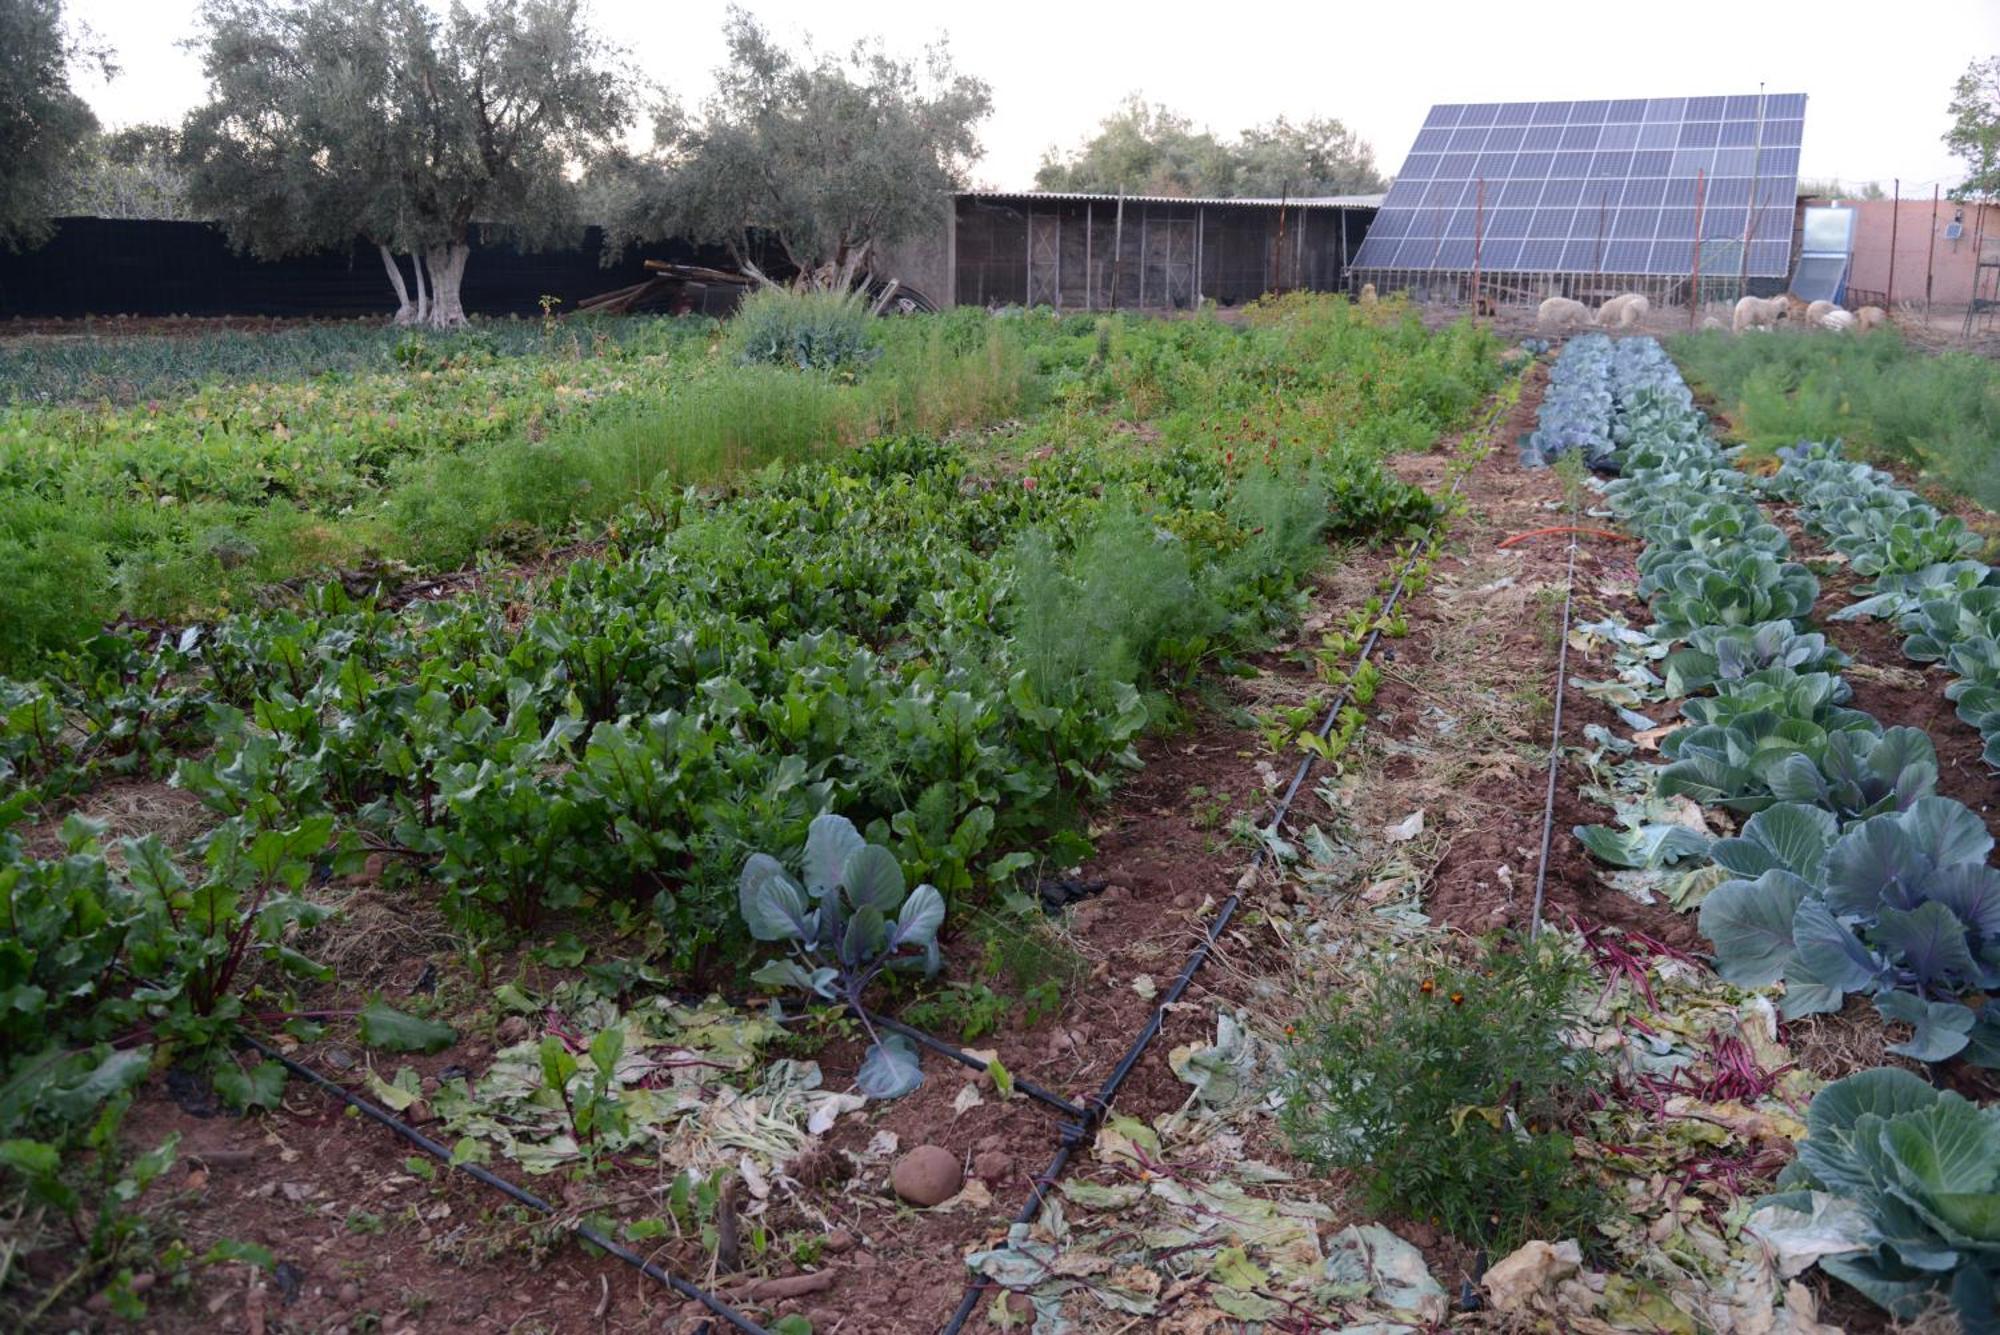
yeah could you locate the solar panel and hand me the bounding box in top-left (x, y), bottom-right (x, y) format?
top-left (1352, 93), bottom-right (1806, 277)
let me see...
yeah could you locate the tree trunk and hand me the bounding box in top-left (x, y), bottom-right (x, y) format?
top-left (412, 250), bottom-right (430, 326)
top-left (424, 243), bottom-right (471, 329)
top-left (380, 244), bottom-right (418, 325)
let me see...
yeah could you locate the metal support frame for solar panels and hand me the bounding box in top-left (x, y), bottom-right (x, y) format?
top-left (1350, 92), bottom-right (1805, 298)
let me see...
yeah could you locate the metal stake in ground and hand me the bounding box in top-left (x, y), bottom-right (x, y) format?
top-left (1527, 533), bottom-right (1580, 941)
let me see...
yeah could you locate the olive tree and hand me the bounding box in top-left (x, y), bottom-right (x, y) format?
top-left (1944, 56), bottom-right (2000, 201)
top-left (180, 0), bottom-right (631, 327)
top-left (606, 9), bottom-right (990, 291)
top-left (0, 0), bottom-right (107, 251)
top-left (1037, 97), bottom-right (1385, 199)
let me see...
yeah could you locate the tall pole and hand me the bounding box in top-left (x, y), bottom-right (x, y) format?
top-left (1085, 202), bottom-right (1094, 311)
top-left (1595, 187), bottom-right (1608, 279)
top-left (1472, 176), bottom-right (1485, 315)
top-left (1885, 178), bottom-right (1900, 305)
top-left (1690, 168), bottom-right (1706, 328)
top-left (1926, 184), bottom-right (1941, 326)
top-left (1111, 193), bottom-right (1124, 310)
top-left (1741, 83), bottom-right (1766, 299)
top-left (1273, 181), bottom-right (1289, 295)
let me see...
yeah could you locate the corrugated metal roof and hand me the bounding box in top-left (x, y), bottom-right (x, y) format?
top-left (957, 190), bottom-right (1384, 210)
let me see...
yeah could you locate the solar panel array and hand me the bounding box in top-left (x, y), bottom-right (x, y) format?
top-left (1351, 94), bottom-right (1806, 277)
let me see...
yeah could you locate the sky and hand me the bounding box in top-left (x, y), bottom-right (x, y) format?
top-left (69, 0), bottom-right (1996, 197)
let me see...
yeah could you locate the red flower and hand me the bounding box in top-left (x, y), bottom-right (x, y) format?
top-left (1022, 477), bottom-right (1038, 491)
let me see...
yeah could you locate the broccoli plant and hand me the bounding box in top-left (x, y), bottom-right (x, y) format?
top-left (740, 814), bottom-right (945, 1099)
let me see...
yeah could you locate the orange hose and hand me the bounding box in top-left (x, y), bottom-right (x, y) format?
top-left (1497, 526), bottom-right (1639, 548)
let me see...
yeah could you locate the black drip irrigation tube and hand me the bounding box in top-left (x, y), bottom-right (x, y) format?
top-left (238, 1034), bottom-right (774, 1335)
top-left (1526, 531), bottom-right (1580, 942)
top-left (937, 391), bottom-right (1519, 1335)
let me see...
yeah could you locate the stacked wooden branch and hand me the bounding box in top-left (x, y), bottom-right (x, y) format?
top-left (574, 261), bottom-right (755, 315)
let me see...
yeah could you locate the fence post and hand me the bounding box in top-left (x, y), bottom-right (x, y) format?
top-left (1885, 178), bottom-right (1900, 306)
top-left (1690, 169), bottom-right (1706, 328)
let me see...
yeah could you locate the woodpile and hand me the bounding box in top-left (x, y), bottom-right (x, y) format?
top-left (574, 261), bottom-right (753, 316)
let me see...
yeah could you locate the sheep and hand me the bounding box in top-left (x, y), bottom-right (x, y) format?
top-left (1733, 294), bottom-right (1790, 334)
top-left (1358, 282), bottom-right (1378, 306)
top-left (1597, 293), bottom-right (1650, 329)
top-left (1806, 298), bottom-right (1836, 324)
top-left (1856, 305), bottom-right (1888, 332)
top-left (1819, 308), bottom-right (1858, 332)
top-left (1538, 296), bottom-right (1592, 331)
top-left (1701, 316), bottom-right (1727, 331)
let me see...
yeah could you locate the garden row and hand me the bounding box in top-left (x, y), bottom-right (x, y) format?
top-left (1669, 326), bottom-right (2000, 513)
top-left (1770, 443), bottom-right (2000, 768)
top-left (0, 300), bottom-right (1028, 668)
top-left (1544, 334), bottom-right (1999, 1324)
top-left (0, 298), bottom-right (1507, 1323)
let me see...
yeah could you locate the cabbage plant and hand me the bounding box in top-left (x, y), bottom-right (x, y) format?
top-left (1646, 551), bottom-right (1819, 641)
top-left (1662, 621), bottom-right (1849, 696)
top-left (1660, 707), bottom-right (1932, 821)
top-left (740, 813), bottom-right (945, 1098)
top-left (1749, 1068), bottom-right (2000, 1324)
top-left (1903, 587), bottom-right (2000, 664)
top-left (1834, 560), bottom-right (1996, 622)
top-left (1699, 797), bottom-right (2000, 1048)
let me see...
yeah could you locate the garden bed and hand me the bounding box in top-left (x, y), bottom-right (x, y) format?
top-left (11, 310), bottom-right (1998, 1335)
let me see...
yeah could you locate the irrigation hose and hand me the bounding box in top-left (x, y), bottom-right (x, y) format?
top-left (238, 1034), bottom-right (773, 1335)
top-left (1497, 525), bottom-right (1638, 548)
top-left (1526, 532), bottom-right (1581, 942)
top-left (938, 387), bottom-right (1519, 1335)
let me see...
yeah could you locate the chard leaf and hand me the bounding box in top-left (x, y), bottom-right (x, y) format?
top-left (213, 1057), bottom-right (287, 1111)
top-left (357, 1001), bottom-right (456, 1054)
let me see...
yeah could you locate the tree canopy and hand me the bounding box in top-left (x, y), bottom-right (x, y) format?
top-left (0, 0), bottom-right (106, 251)
top-left (604, 8), bottom-right (991, 289)
top-left (1944, 56), bottom-right (2000, 200)
top-left (1035, 95), bottom-right (1386, 199)
top-left (179, 0), bottom-right (632, 326)
top-left (57, 125), bottom-right (197, 220)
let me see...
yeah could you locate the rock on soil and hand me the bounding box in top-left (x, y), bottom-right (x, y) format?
top-left (889, 1145), bottom-right (962, 1207)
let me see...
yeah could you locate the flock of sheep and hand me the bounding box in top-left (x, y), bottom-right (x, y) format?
top-left (1535, 291), bottom-right (1889, 336)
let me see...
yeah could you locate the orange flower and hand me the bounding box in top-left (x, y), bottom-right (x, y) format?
top-left (1419, 979), bottom-right (1435, 995)
top-left (1450, 991), bottom-right (1465, 1006)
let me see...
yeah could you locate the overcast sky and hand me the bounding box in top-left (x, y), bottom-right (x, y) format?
top-left (71, 0), bottom-right (1995, 196)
